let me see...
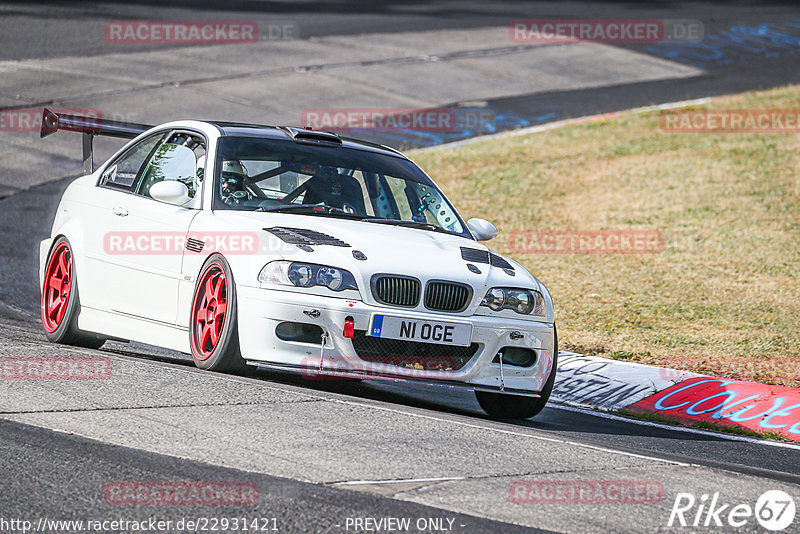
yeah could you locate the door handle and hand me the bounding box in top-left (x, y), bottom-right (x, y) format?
top-left (113, 206), bottom-right (129, 217)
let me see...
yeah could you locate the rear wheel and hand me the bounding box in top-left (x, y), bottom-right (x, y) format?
top-left (476, 325), bottom-right (558, 419)
top-left (189, 255), bottom-right (247, 373)
top-left (41, 237), bottom-right (105, 349)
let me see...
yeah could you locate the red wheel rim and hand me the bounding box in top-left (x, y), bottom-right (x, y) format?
top-left (41, 242), bottom-right (73, 333)
top-left (191, 263), bottom-right (227, 360)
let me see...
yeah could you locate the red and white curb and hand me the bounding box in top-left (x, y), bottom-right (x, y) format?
top-left (553, 352), bottom-right (800, 444)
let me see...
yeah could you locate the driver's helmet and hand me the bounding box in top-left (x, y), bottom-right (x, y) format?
top-left (220, 160), bottom-right (247, 199)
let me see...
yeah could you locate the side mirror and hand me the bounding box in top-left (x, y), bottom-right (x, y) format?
top-left (150, 180), bottom-right (191, 206)
top-left (467, 218), bottom-right (498, 241)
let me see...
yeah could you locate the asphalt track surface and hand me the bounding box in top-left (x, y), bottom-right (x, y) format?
top-left (1, 2), bottom-right (800, 533)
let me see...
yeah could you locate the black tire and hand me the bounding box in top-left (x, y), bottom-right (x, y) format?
top-left (41, 236), bottom-right (106, 349)
top-left (189, 254), bottom-right (247, 373)
top-left (476, 324), bottom-right (558, 419)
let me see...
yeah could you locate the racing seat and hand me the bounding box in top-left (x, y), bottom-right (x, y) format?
top-left (302, 172), bottom-right (366, 214)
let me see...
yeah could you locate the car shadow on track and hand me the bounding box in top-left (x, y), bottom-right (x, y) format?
top-left (98, 339), bottom-right (728, 443)
top-left (98, 340), bottom-right (729, 445)
top-left (103, 340), bottom-right (565, 428)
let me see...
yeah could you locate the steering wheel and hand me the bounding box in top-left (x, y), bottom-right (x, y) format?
top-left (223, 190), bottom-right (251, 205)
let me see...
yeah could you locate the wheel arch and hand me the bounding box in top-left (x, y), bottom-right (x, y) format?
top-left (39, 223), bottom-right (87, 293)
top-left (44, 217), bottom-right (88, 277)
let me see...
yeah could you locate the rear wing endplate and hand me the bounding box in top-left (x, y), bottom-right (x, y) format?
top-left (40, 108), bottom-right (154, 175)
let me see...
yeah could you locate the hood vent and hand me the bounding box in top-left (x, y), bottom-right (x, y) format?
top-left (461, 247), bottom-right (514, 272)
top-left (489, 253), bottom-right (514, 271)
top-left (461, 247), bottom-right (490, 263)
top-left (265, 227), bottom-right (350, 248)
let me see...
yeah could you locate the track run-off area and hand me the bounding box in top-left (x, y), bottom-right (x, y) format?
top-left (1, 1), bottom-right (800, 532)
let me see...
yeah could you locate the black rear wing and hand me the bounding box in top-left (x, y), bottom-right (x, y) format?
top-left (40, 108), bottom-right (154, 174)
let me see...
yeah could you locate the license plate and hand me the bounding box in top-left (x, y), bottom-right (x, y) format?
top-left (368, 315), bottom-right (472, 347)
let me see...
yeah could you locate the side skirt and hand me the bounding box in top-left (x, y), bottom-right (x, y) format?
top-left (78, 306), bottom-right (190, 353)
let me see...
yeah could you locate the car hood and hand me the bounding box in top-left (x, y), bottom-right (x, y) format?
top-left (214, 211), bottom-right (549, 314)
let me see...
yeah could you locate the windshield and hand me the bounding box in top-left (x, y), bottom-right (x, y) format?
top-left (213, 136), bottom-right (468, 236)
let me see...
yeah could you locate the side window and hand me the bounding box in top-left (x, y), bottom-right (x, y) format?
top-left (135, 132), bottom-right (206, 199)
top-left (99, 133), bottom-right (165, 190)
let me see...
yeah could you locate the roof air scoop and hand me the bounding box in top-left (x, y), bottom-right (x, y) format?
top-left (282, 126), bottom-right (342, 146)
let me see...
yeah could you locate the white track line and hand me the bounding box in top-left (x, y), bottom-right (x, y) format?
top-left (333, 476), bottom-right (466, 486)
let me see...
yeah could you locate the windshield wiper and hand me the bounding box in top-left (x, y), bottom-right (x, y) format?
top-left (256, 204), bottom-right (321, 213)
top-left (255, 208), bottom-right (456, 234)
top-left (255, 204), bottom-right (367, 220)
top-left (362, 218), bottom-right (452, 234)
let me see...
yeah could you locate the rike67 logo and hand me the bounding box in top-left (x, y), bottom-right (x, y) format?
top-left (669, 490), bottom-right (796, 531)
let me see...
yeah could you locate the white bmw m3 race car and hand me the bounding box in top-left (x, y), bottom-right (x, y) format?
top-left (38, 109), bottom-right (557, 419)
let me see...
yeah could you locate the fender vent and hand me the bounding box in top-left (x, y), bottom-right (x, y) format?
top-left (265, 227), bottom-right (350, 247)
top-left (186, 238), bottom-right (205, 253)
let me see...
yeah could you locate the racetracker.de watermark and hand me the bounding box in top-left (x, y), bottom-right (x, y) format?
top-left (104, 20), bottom-right (298, 44)
top-left (661, 109), bottom-right (800, 133)
top-left (509, 19), bottom-right (703, 43)
top-left (300, 356), bottom-right (460, 381)
top-left (104, 232), bottom-right (260, 255)
top-left (103, 481), bottom-right (259, 506)
top-left (508, 230), bottom-right (665, 255)
top-left (1, 357), bottom-right (111, 380)
top-left (509, 480), bottom-right (664, 504)
top-left (301, 107), bottom-right (496, 133)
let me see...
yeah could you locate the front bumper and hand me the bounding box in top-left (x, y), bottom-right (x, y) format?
top-left (237, 286), bottom-right (555, 393)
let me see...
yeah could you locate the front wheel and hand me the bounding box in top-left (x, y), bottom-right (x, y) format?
top-left (41, 237), bottom-right (105, 349)
top-left (189, 255), bottom-right (247, 373)
top-left (476, 325), bottom-right (558, 419)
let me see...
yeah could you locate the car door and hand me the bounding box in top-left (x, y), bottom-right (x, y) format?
top-left (90, 131), bottom-right (206, 324)
top-left (80, 131), bottom-right (166, 313)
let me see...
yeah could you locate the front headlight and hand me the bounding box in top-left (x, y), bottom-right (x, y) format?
top-left (259, 261), bottom-right (358, 291)
top-left (288, 263), bottom-right (313, 287)
top-left (480, 287), bottom-right (544, 316)
top-left (484, 288), bottom-right (506, 311)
